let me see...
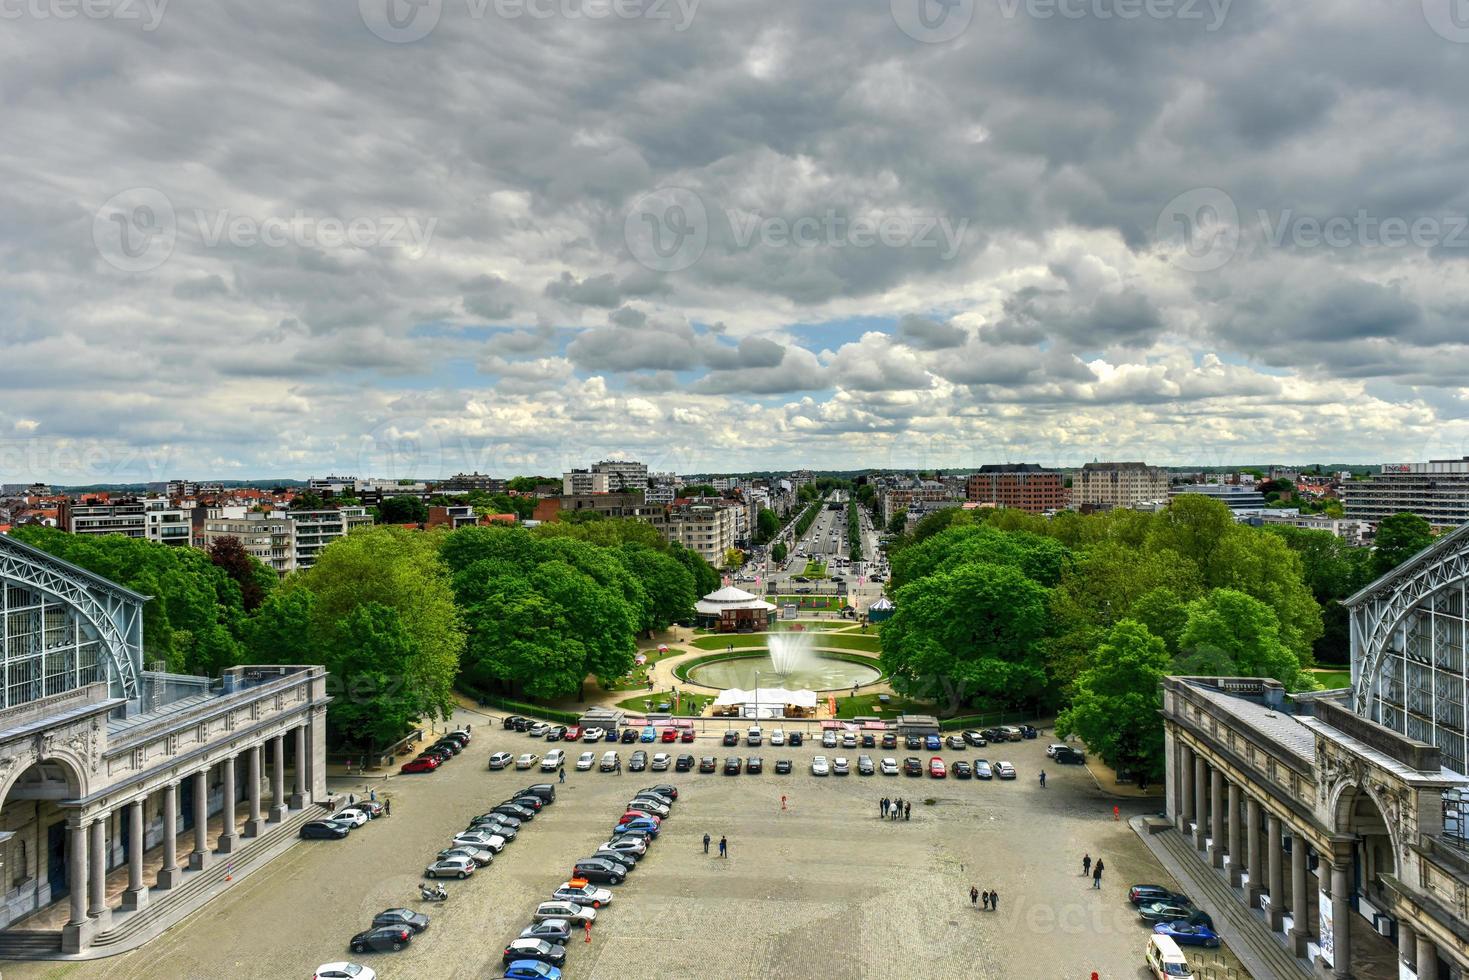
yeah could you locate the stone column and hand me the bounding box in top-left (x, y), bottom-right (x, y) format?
top-left (291, 725), bottom-right (306, 809)
top-left (1227, 781), bottom-right (1243, 886)
top-left (157, 782), bottom-right (182, 889)
top-left (218, 755), bottom-right (239, 854)
top-left (1328, 850), bottom-right (1353, 980)
top-left (1245, 796), bottom-right (1262, 904)
top-left (1266, 813), bottom-right (1284, 930)
top-left (189, 769), bottom-right (211, 871)
top-left (1289, 831), bottom-right (1310, 956)
top-left (1193, 755), bottom-right (1208, 849)
top-left (61, 815), bottom-right (91, 953)
top-left (121, 799), bottom-right (149, 911)
top-left (1416, 931), bottom-right (1437, 980)
top-left (87, 815), bottom-right (109, 926)
top-left (245, 744), bottom-right (266, 837)
top-left (1179, 743), bottom-right (1195, 832)
top-left (1209, 767), bottom-right (1226, 868)
top-left (1397, 920), bottom-right (1416, 971)
top-left (269, 734), bottom-right (288, 822)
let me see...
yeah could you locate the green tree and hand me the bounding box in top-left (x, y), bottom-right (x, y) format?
top-left (376, 495), bottom-right (428, 525)
top-left (1372, 512), bottom-right (1435, 578)
top-left (1177, 589), bottom-right (1306, 689)
top-left (722, 547), bottom-right (745, 570)
top-left (323, 602), bottom-right (431, 749)
top-left (207, 535), bottom-right (276, 612)
top-left (880, 562), bottom-right (1050, 714)
top-left (289, 491), bottom-right (328, 511)
top-left (615, 545), bottom-right (696, 632)
top-left (886, 509), bottom-right (908, 535)
top-left (242, 587), bottom-right (318, 664)
top-left (771, 541), bottom-right (788, 563)
top-left (1056, 619), bottom-right (1171, 780)
top-left (755, 508), bottom-right (779, 544)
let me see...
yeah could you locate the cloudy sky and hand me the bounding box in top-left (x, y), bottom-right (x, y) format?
top-left (4, 0), bottom-right (1469, 482)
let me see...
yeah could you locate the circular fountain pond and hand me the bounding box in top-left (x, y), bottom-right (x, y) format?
top-left (683, 634), bottom-right (882, 691)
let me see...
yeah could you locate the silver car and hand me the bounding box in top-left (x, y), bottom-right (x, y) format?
top-left (438, 845), bottom-right (493, 867)
top-left (811, 755), bottom-right (830, 776)
top-left (425, 855), bottom-right (475, 879)
top-left (832, 757), bottom-right (851, 776)
top-left (880, 757), bottom-right (899, 775)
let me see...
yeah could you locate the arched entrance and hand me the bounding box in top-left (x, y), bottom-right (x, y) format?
top-left (0, 757), bottom-right (85, 929)
top-left (1335, 784), bottom-right (1397, 915)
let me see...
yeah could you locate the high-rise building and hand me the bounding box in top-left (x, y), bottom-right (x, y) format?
top-left (593, 459), bottom-right (648, 492)
top-left (964, 464), bottom-right (1066, 514)
top-left (283, 506), bottom-right (373, 569)
top-left (562, 468), bottom-right (609, 495)
top-left (202, 511), bottom-right (297, 576)
top-left (58, 497), bottom-right (147, 538)
top-left (664, 500), bottom-right (738, 565)
top-left (143, 499), bottom-right (193, 547)
top-left (1344, 458), bottom-right (1469, 528)
top-left (1073, 461), bottom-right (1169, 511)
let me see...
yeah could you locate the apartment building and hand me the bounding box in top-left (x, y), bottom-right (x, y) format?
top-left (1073, 461), bottom-right (1169, 511)
top-left (533, 492), bottom-right (665, 524)
top-left (1344, 458), bottom-right (1469, 528)
top-left (664, 500), bottom-right (738, 566)
top-left (880, 486), bottom-right (957, 526)
top-left (201, 511), bottom-right (298, 576)
top-left (283, 506), bottom-right (374, 569)
top-left (143, 498), bottom-right (193, 547)
top-left (1168, 483), bottom-right (1268, 513)
top-left (58, 497), bottom-right (147, 538)
top-left (439, 472), bottom-right (506, 493)
top-left (965, 464), bottom-right (1067, 514)
top-left (562, 468), bottom-right (610, 495)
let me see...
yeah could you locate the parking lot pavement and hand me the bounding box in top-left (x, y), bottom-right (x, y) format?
top-left (8, 723), bottom-right (1247, 979)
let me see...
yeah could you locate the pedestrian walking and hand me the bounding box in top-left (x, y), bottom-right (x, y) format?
top-left (1082, 853), bottom-right (1091, 877)
top-left (703, 833), bottom-right (711, 854)
top-left (982, 890), bottom-right (990, 910)
top-left (781, 794), bottom-right (787, 811)
top-left (990, 890), bottom-right (999, 912)
top-left (1093, 860), bottom-right (1104, 889)
top-left (719, 835), bottom-right (728, 858)
top-left (559, 767), bottom-right (566, 784)
top-left (384, 797), bottom-right (391, 816)
top-left (880, 797), bottom-right (888, 818)
top-left (970, 886), bottom-right (979, 907)
top-left (1039, 769), bottom-right (1046, 788)
top-left (1113, 804), bottom-right (1120, 821)
top-left (369, 788), bottom-right (377, 803)
top-left (904, 801), bottom-right (911, 821)
top-left (348, 793), bottom-right (355, 806)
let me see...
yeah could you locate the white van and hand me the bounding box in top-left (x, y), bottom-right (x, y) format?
top-left (1145, 934), bottom-right (1195, 980)
top-left (540, 749), bottom-right (565, 772)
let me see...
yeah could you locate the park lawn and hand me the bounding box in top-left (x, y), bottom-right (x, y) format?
top-left (691, 634), bottom-right (770, 651)
top-left (690, 631), bottom-right (881, 652)
top-left (813, 632), bottom-right (881, 653)
top-left (601, 645), bottom-right (686, 692)
top-left (1312, 669), bottom-right (1351, 689)
top-left (765, 594), bottom-right (848, 607)
top-left (614, 690), bottom-right (711, 714)
top-left (803, 560), bottom-right (828, 579)
top-left (833, 692), bottom-right (934, 718)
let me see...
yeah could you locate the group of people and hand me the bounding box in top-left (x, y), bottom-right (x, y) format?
top-left (702, 833), bottom-right (729, 857)
top-left (1082, 853), bottom-right (1104, 888)
top-left (968, 886), bottom-right (1000, 910)
top-left (878, 796), bottom-right (910, 821)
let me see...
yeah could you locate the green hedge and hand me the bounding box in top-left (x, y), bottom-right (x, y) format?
top-left (462, 688), bottom-right (582, 725)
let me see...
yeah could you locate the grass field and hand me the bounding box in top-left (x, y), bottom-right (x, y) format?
top-left (832, 692), bottom-right (933, 718)
top-left (802, 560), bottom-right (828, 578)
top-left (690, 631), bottom-right (881, 653)
top-left (1312, 668), bottom-right (1351, 689)
top-left (601, 645), bottom-right (685, 691)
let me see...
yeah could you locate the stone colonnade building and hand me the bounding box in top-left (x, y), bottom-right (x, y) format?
top-left (1162, 523), bottom-right (1469, 978)
top-left (0, 534), bottom-right (330, 956)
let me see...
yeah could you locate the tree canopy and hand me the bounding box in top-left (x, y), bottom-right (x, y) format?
top-left (1372, 512), bottom-right (1434, 579)
top-left (1056, 619), bottom-right (1172, 779)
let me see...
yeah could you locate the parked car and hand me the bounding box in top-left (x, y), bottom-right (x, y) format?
top-left (502, 959), bottom-right (562, 980)
top-left (492, 803), bottom-right (536, 821)
top-left (540, 750), bottom-right (565, 772)
top-left (657, 727), bottom-right (675, 743)
top-left (551, 881), bottom-right (613, 907)
top-left (774, 759), bottom-right (792, 774)
top-left (332, 808), bottom-right (370, 828)
top-left (599, 836), bottom-right (647, 858)
top-left (504, 938), bottom-right (568, 968)
top-left (924, 734), bottom-right (942, 751)
top-left (680, 728), bottom-right (695, 743)
top-left (857, 755), bottom-right (874, 776)
top-left (503, 715), bottom-right (528, 730)
top-left (974, 759), bottom-right (993, 779)
top-left (301, 820), bottom-right (349, 840)
top-left (372, 908), bottom-right (430, 934)
top-left (903, 757), bottom-right (923, 777)
top-left (582, 727), bottom-right (605, 742)
top-left (424, 856), bottom-right (475, 880)
top-left (439, 845), bottom-right (494, 866)
top-left (515, 753), bottom-right (539, 770)
top-left (995, 761), bottom-right (1017, 779)
top-left (842, 732), bottom-right (857, 749)
top-left (572, 858), bottom-right (629, 884)
top-left (564, 725), bottom-right (582, 741)
top-left (722, 730), bottom-right (740, 746)
top-left (399, 757), bottom-right (439, 774)
top-left (1055, 747), bottom-right (1087, 765)
top-left (1139, 901), bottom-right (1199, 924)
top-left (770, 728), bottom-right (786, 746)
top-left (1020, 725), bottom-right (1038, 739)
top-left (788, 731), bottom-right (804, 746)
top-left (533, 901), bottom-right (596, 925)
top-left (880, 757), bottom-right (899, 776)
top-left (625, 798), bottom-right (669, 818)
top-left (629, 750), bottom-right (648, 772)
top-left (1046, 743), bottom-right (1069, 758)
top-left (723, 757), bottom-right (742, 775)
top-left (600, 751), bottom-right (621, 772)
top-left (488, 751), bottom-right (514, 770)
top-left (314, 962), bottom-right (377, 980)
top-left (746, 756), bottom-right (763, 774)
top-left (675, 754), bottom-right (695, 772)
top-left (651, 752), bottom-right (671, 771)
top-left (614, 817), bottom-right (660, 837)
top-left (963, 730), bottom-right (988, 747)
top-left (620, 728), bottom-right (638, 743)
top-left (905, 734), bottom-right (922, 750)
top-left (1130, 885), bottom-right (1191, 907)
top-left (929, 757), bottom-right (947, 778)
top-left (951, 760), bottom-right (972, 779)
top-left (520, 920), bottom-right (573, 945)
top-left (811, 755), bottom-right (830, 776)
top-left (640, 726), bottom-right (657, 742)
top-left (349, 926), bottom-right (413, 954)
top-left (576, 751), bottom-right (596, 771)
top-left (699, 756), bottom-right (717, 773)
top-left (832, 756), bottom-right (851, 776)
top-left (861, 733), bottom-right (876, 748)
top-left (747, 726), bottom-right (763, 746)
top-left (1153, 921), bottom-right (1219, 948)
top-left (998, 726), bottom-right (1023, 742)
top-left (821, 730), bottom-right (838, 748)
top-left (945, 735), bottom-right (967, 750)
top-left (431, 738), bottom-right (462, 756)
top-left (528, 723), bottom-right (550, 738)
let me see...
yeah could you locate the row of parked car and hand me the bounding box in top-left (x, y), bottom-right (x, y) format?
top-left (494, 784), bottom-right (683, 980)
top-left (299, 798), bottom-right (388, 840)
top-left (399, 727), bottom-right (477, 775)
top-left (503, 715), bottom-right (696, 746)
top-left (1129, 883), bottom-right (1220, 948)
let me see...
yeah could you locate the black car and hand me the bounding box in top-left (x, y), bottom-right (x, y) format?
top-left (301, 820), bottom-right (349, 840)
top-left (350, 926), bottom-right (412, 954)
top-left (594, 846), bottom-right (640, 865)
top-left (512, 717), bottom-right (533, 732)
top-left (1054, 747), bottom-right (1087, 765)
top-left (722, 730), bottom-right (739, 746)
top-left (747, 756), bottom-right (763, 774)
top-left (952, 760), bottom-right (972, 779)
top-left (699, 756), bottom-right (717, 773)
top-left (675, 754), bottom-right (695, 772)
top-left (508, 795), bottom-right (544, 812)
top-left (419, 747), bottom-right (452, 764)
top-left (503, 938), bottom-right (568, 968)
top-left (982, 727), bottom-right (1003, 743)
top-left (638, 785), bottom-right (677, 802)
top-left (1129, 884), bottom-right (1192, 907)
top-left (573, 858), bottom-right (629, 884)
top-left (724, 757), bottom-right (742, 775)
top-left (903, 757), bottom-right (923, 777)
top-left (621, 728), bottom-right (639, 743)
top-left (520, 920), bottom-right (573, 945)
top-left (503, 715), bottom-right (527, 730)
top-left (432, 739), bottom-right (463, 756)
top-left (629, 751), bottom-right (648, 772)
top-left (473, 812), bottom-right (522, 830)
top-left (904, 734), bottom-right (922, 750)
top-left (492, 803), bottom-right (535, 821)
top-left (372, 908), bottom-right (430, 934)
top-left (545, 727), bottom-right (566, 742)
top-left (881, 733), bottom-right (897, 749)
top-left (774, 759), bottom-right (793, 774)
top-left (860, 733), bottom-right (876, 748)
top-left (789, 731), bottom-right (804, 746)
top-left (521, 784), bottom-right (557, 804)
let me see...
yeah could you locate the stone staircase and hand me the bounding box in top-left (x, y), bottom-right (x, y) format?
top-left (0, 929), bottom-right (63, 957)
top-left (1145, 820), bottom-right (1313, 980)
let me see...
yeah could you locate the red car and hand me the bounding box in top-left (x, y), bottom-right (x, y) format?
top-left (565, 725), bottom-right (583, 741)
top-left (660, 728), bottom-right (678, 743)
top-left (617, 811), bottom-right (660, 826)
top-left (928, 757), bottom-right (947, 778)
top-left (401, 756), bottom-right (440, 774)
top-left (679, 729), bottom-right (695, 743)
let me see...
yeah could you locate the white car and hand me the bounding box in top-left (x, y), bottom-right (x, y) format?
top-left (1045, 743), bottom-right (1069, 758)
top-left (541, 749), bottom-right (565, 771)
top-left (583, 727), bottom-right (606, 742)
top-left (651, 752), bottom-right (671, 771)
top-left (627, 798), bottom-right (670, 818)
top-left (599, 837), bottom-right (647, 857)
top-left (533, 901), bottom-right (597, 925)
top-left (528, 723), bottom-right (550, 737)
top-left (516, 752), bottom-right (539, 770)
top-left (995, 761), bottom-right (1017, 779)
top-left (451, 831), bottom-right (504, 850)
top-left (333, 808), bottom-right (371, 827)
top-left (314, 963), bottom-right (376, 980)
top-left (487, 751), bottom-right (514, 770)
top-left (832, 756), bottom-right (850, 775)
top-left (811, 755), bottom-right (830, 776)
top-left (770, 729), bottom-right (786, 746)
top-left (880, 757), bottom-right (899, 776)
top-left (552, 881), bottom-right (613, 907)
top-left (576, 751), bottom-right (596, 771)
